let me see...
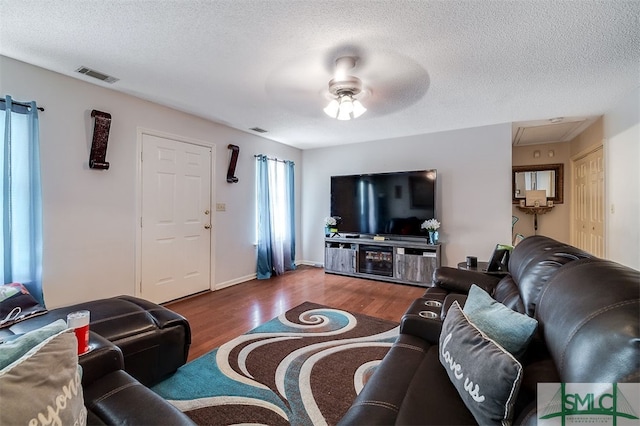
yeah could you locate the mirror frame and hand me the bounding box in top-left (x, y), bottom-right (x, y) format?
top-left (512, 163), bottom-right (564, 204)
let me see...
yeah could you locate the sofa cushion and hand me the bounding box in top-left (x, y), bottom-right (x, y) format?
top-left (492, 276), bottom-right (526, 313)
top-left (536, 258), bottom-right (640, 383)
top-left (510, 238), bottom-right (593, 316)
top-left (396, 345), bottom-right (477, 425)
top-left (84, 369), bottom-right (194, 425)
top-left (338, 333), bottom-right (431, 425)
top-left (0, 323), bottom-right (87, 426)
top-left (439, 302), bottom-right (523, 425)
top-left (0, 282), bottom-right (47, 328)
top-left (463, 284), bottom-right (538, 357)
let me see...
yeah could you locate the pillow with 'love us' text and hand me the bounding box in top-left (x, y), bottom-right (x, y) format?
top-left (439, 301), bottom-right (523, 425)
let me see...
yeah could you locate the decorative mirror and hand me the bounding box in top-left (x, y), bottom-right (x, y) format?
top-left (512, 163), bottom-right (564, 204)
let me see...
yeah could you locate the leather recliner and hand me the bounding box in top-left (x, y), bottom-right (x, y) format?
top-left (339, 238), bottom-right (639, 425)
top-left (423, 235), bottom-right (596, 317)
top-left (80, 331), bottom-right (195, 425)
top-left (1, 295), bottom-right (190, 386)
top-left (1, 295), bottom-right (194, 425)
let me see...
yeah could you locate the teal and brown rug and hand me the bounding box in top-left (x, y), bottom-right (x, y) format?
top-left (151, 301), bottom-right (399, 425)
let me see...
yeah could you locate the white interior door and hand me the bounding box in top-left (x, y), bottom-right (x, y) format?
top-left (572, 146), bottom-right (604, 256)
top-left (141, 133), bottom-right (212, 304)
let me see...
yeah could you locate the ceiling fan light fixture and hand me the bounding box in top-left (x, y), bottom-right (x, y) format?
top-left (323, 99), bottom-right (340, 117)
top-left (352, 99), bottom-right (366, 118)
top-left (339, 95), bottom-right (354, 113)
top-left (337, 106), bottom-right (352, 121)
top-left (324, 56), bottom-right (367, 120)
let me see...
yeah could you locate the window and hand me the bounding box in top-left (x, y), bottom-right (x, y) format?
top-left (1, 96), bottom-right (44, 304)
top-left (255, 155), bottom-right (295, 279)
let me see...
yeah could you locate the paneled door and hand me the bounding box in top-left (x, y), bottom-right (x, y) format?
top-left (140, 133), bottom-right (212, 304)
top-left (572, 146), bottom-right (604, 257)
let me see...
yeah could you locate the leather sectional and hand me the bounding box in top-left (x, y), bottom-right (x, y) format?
top-left (0, 295), bottom-right (195, 425)
top-left (340, 236), bottom-right (639, 425)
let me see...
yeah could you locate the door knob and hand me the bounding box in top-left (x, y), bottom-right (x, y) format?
top-left (204, 224), bottom-right (211, 230)
top-left (204, 209), bottom-right (210, 215)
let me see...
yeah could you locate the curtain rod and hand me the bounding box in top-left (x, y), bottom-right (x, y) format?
top-left (0, 98), bottom-right (45, 112)
top-left (254, 154), bottom-right (293, 164)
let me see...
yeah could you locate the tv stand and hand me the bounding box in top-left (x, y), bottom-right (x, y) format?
top-left (324, 236), bottom-right (441, 287)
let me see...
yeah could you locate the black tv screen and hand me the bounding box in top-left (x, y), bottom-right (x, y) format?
top-left (330, 170), bottom-right (437, 237)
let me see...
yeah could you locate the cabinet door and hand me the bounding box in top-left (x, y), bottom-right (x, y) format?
top-left (395, 253), bottom-right (436, 285)
top-left (325, 248), bottom-right (356, 273)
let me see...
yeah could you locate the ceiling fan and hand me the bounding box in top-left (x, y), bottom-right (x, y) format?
top-left (323, 56), bottom-right (368, 120)
top-left (264, 49), bottom-right (430, 119)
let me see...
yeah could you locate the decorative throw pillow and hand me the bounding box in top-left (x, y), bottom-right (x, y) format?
top-left (0, 282), bottom-right (47, 328)
top-left (439, 302), bottom-right (523, 426)
top-left (0, 325), bottom-right (87, 426)
top-left (0, 319), bottom-right (68, 369)
top-left (463, 284), bottom-right (538, 357)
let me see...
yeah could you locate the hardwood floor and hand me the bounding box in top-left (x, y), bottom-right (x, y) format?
top-left (164, 266), bottom-right (425, 362)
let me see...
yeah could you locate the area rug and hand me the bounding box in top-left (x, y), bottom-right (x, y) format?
top-left (151, 301), bottom-right (399, 426)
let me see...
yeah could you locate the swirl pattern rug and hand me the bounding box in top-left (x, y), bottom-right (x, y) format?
top-left (151, 301), bottom-right (399, 425)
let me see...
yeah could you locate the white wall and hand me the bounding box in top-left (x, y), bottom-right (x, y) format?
top-left (301, 124), bottom-right (514, 268)
top-left (604, 87), bottom-right (640, 269)
top-left (5, 54), bottom-right (635, 309)
top-left (0, 56), bottom-right (302, 308)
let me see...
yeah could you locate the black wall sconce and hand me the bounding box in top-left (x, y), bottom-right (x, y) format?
top-left (227, 144), bottom-right (240, 183)
top-left (89, 110), bottom-right (111, 170)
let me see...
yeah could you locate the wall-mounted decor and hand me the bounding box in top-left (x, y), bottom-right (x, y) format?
top-left (512, 163), bottom-right (564, 204)
top-left (227, 144), bottom-right (239, 183)
top-left (89, 110), bottom-right (111, 170)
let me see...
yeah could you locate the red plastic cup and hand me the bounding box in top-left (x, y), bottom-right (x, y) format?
top-left (67, 310), bottom-right (90, 355)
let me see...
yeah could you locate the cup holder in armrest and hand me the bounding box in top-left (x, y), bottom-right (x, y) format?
top-left (405, 298), bottom-right (444, 320)
top-left (418, 310), bottom-right (439, 319)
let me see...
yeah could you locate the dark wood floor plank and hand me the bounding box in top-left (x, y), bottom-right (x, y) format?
top-left (165, 266), bottom-right (425, 361)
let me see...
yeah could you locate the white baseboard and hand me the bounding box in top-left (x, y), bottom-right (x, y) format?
top-left (214, 273), bottom-right (256, 290)
top-left (214, 262), bottom-right (324, 291)
top-left (296, 260), bottom-right (324, 268)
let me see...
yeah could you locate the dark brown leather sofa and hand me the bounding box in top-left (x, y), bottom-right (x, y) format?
top-left (0, 295), bottom-right (194, 425)
top-left (340, 236), bottom-right (639, 425)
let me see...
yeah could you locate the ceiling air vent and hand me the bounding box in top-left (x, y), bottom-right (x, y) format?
top-left (250, 127), bottom-right (268, 133)
top-left (75, 66), bottom-right (119, 84)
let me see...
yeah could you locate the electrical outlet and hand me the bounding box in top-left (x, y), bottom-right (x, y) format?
top-left (216, 203), bottom-right (226, 212)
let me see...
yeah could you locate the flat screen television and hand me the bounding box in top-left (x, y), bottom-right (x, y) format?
top-left (330, 169), bottom-right (437, 237)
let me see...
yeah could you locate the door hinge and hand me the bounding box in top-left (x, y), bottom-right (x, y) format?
top-left (140, 217), bottom-right (143, 227)
top-left (139, 281), bottom-right (143, 293)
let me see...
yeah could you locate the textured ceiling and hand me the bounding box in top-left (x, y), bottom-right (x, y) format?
top-left (1, 1), bottom-right (639, 149)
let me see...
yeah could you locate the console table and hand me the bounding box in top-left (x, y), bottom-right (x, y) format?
top-left (516, 205), bottom-right (554, 232)
top-left (324, 236), bottom-right (441, 287)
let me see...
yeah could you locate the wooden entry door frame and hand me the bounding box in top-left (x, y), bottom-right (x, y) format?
top-left (135, 128), bottom-right (216, 303)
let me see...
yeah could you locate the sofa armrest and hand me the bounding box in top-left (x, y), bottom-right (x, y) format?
top-left (432, 266), bottom-right (501, 294)
top-left (442, 294), bottom-right (468, 319)
top-left (400, 314), bottom-right (442, 344)
top-left (79, 331), bottom-right (124, 388)
top-left (84, 369), bottom-right (195, 425)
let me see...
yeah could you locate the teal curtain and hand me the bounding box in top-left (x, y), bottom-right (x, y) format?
top-left (1, 96), bottom-right (44, 305)
top-left (256, 155), bottom-right (296, 279)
